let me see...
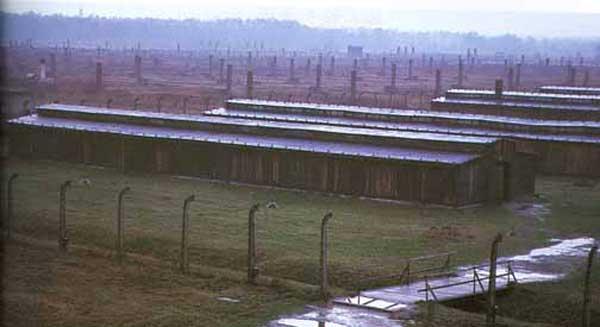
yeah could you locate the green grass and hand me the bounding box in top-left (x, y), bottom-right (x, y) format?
top-left (3, 158), bottom-right (600, 289)
top-left (441, 268), bottom-right (600, 327)
top-left (3, 239), bottom-right (308, 327)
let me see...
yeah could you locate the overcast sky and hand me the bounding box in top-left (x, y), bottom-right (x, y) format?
top-left (5, 0), bottom-right (600, 37)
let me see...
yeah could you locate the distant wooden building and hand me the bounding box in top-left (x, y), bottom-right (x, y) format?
top-left (1, 87), bottom-right (33, 120)
top-left (224, 98), bottom-right (600, 177)
top-left (538, 86), bottom-right (600, 96)
top-left (431, 89), bottom-right (600, 121)
top-left (429, 87), bottom-right (600, 176)
top-left (7, 103), bottom-right (536, 206)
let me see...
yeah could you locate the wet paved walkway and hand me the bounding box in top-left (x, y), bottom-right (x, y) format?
top-left (267, 237), bottom-right (596, 327)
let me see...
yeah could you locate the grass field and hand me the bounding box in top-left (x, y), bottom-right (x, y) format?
top-left (3, 157), bottom-right (600, 326)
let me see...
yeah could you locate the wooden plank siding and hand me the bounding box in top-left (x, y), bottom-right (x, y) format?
top-left (9, 125), bottom-right (495, 206)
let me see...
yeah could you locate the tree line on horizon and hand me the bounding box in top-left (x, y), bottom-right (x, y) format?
top-left (2, 11), bottom-right (600, 58)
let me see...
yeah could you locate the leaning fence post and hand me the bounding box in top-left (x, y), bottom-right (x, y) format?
top-left (5, 173), bottom-right (19, 239)
top-left (180, 195), bottom-right (195, 274)
top-left (116, 186), bottom-right (130, 264)
top-left (247, 203), bottom-right (260, 284)
top-left (486, 233), bottom-right (503, 326)
top-left (445, 253), bottom-right (452, 270)
top-left (583, 244), bottom-right (598, 327)
top-left (58, 180), bottom-right (72, 252)
top-left (320, 212), bottom-right (334, 303)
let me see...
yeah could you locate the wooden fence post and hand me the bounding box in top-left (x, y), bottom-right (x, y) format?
top-left (583, 244), bottom-right (598, 327)
top-left (116, 186), bottom-right (130, 264)
top-left (247, 203), bottom-right (260, 284)
top-left (5, 173), bottom-right (18, 239)
top-left (320, 212), bottom-right (334, 303)
top-left (180, 195), bottom-right (195, 274)
top-left (487, 233), bottom-right (503, 326)
top-left (58, 180), bottom-right (72, 252)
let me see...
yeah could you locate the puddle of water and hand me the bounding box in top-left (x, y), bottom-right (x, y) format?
top-left (508, 201), bottom-right (551, 221)
top-left (268, 237), bottom-right (596, 327)
top-left (270, 306), bottom-right (404, 327)
top-left (344, 296), bottom-right (408, 311)
top-left (510, 237), bottom-right (595, 262)
top-left (276, 318), bottom-right (346, 327)
top-left (216, 296), bottom-right (240, 303)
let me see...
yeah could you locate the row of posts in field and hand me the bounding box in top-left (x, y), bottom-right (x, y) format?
top-left (88, 54), bottom-right (593, 95)
top-left (3, 173), bottom-right (334, 302)
top-left (29, 46), bottom-right (593, 98)
top-left (2, 173), bottom-right (598, 326)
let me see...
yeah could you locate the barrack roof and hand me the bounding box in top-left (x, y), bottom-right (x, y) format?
top-left (206, 108), bottom-right (600, 144)
top-left (8, 114), bottom-right (478, 165)
top-left (444, 88), bottom-right (600, 106)
top-left (227, 99), bottom-right (600, 128)
top-left (37, 104), bottom-right (499, 146)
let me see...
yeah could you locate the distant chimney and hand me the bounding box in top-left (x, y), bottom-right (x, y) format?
top-left (495, 79), bottom-right (503, 98)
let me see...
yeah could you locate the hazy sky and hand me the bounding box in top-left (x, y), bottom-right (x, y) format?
top-left (5, 0), bottom-right (600, 37)
top-left (7, 0), bottom-right (600, 14)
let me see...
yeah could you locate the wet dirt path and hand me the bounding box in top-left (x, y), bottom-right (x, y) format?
top-left (266, 237), bottom-right (597, 327)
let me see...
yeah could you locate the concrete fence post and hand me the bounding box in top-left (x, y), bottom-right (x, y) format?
top-left (329, 56), bottom-right (335, 76)
top-left (157, 96), bottom-right (162, 112)
top-left (495, 79), bottom-right (503, 98)
top-left (58, 180), bottom-right (72, 252)
top-left (246, 51), bottom-right (252, 69)
top-left (226, 64), bottom-right (233, 95)
top-left (507, 67), bottom-right (514, 91)
top-left (96, 62), bottom-right (103, 91)
top-left (116, 186), bottom-right (130, 264)
top-left (5, 173), bottom-right (18, 239)
top-left (23, 100), bottom-right (31, 115)
top-left (246, 70), bottom-right (254, 99)
top-left (434, 69), bottom-right (442, 97)
top-left (582, 244), bottom-right (598, 327)
top-left (391, 63), bottom-right (397, 90)
top-left (350, 70), bottom-right (357, 105)
top-left (289, 58), bottom-right (296, 82)
top-left (315, 64), bottom-right (322, 89)
top-left (515, 63), bottom-right (521, 90)
top-left (219, 58), bottom-right (225, 84)
top-left (270, 56), bottom-right (277, 76)
top-left (40, 59), bottom-right (47, 80)
top-left (568, 65), bottom-right (577, 86)
top-left (320, 212), bottom-right (334, 303)
top-left (583, 70), bottom-right (590, 87)
top-left (50, 53), bottom-right (56, 78)
top-left (180, 195), bottom-right (195, 274)
top-left (134, 55), bottom-right (142, 84)
top-left (486, 233), bottom-right (503, 326)
top-left (247, 203), bottom-right (260, 284)
top-left (183, 97), bottom-right (189, 114)
top-left (458, 56), bottom-right (464, 87)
